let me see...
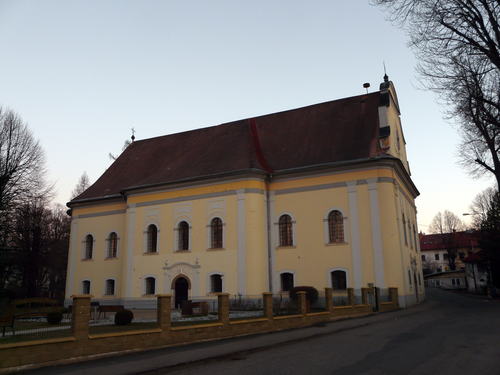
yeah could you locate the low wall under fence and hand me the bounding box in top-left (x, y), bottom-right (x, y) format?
top-left (0, 287), bottom-right (399, 372)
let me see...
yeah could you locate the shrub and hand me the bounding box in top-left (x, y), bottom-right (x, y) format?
top-left (114, 309), bottom-right (134, 325)
top-left (46, 310), bottom-right (63, 324)
top-left (289, 286), bottom-right (319, 304)
top-left (60, 307), bottom-right (70, 315)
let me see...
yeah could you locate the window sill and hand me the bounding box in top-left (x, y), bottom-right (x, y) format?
top-left (143, 251), bottom-right (159, 255)
top-left (207, 247), bottom-right (225, 251)
top-left (175, 250), bottom-right (191, 253)
top-left (276, 246), bottom-right (296, 250)
top-left (325, 242), bottom-right (348, 246)
top-left (81, 258), bottom-right (94, 261)
top-left (105, 257), bottom-right (119, 260)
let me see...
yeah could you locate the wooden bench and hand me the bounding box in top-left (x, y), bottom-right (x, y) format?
top-left (98, 305), bottom-right (124, 319)
top-left (11, 298), bottom-right (59, 319)
top-left (191, 301), bottom-right (209, 314)
top-left (0, 315), bottom-right (15, 337)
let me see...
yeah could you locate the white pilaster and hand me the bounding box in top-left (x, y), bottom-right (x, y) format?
top-left (268, 191), bottom-right (276, 292)
top-left (236, 189), bottom-right (246, 295)
top-left (66, 217), bottom-right (79, 296)
top-left (125, 205), bottom-right (136, 298)
top-left (346, 181), bottom-right (363, 290)
top-left (367, 178), bottom-right (385, 288)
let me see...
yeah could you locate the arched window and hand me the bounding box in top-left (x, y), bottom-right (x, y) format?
top-left (147, 224), bottom-right (158, 253)
top-left (279, 215), bottom-right (293, 246)
top-left (107, 232), bottom-right (118, 258)
top-left (84, 235), bottom-right (94, 259)
top-left (82, 280), bottom-right (91, 294)
top-left (145, 277), bottom-right (155, 295)
top-left (328, 210), bottom-right (344, 243)
top-left (280, 272), bottom-right (294, 292)
top-left (105, 279), bottom-right (115, 295)
top-left (211, 218), bottom-right (223, 248)
top-left (331, 271), bottom-right (347, 290)
top-left (210, 274), bottom-right (223, 293)
top-left (178, 221), bottom-right (189, 251)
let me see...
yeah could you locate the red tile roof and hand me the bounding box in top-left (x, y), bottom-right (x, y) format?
top-left (462, 253), bottom-right (484, 263)
top-left (419, 231), bottom-right (481, 251)
top-left (72, 91), bottom-right (384, 202)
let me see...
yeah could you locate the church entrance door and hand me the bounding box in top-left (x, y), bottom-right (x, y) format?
top-left (175, 277), bottom-right (189, 308)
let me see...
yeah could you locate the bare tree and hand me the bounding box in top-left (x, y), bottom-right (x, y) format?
top-left (372, 0), bottom-right (500, 187)
top-left (0, 107), bottom-right (51, 211)
top-left (469, 186), bottom-right (499, 229)
top-left (108, 139), bottom-right (131, 161)
top-left (2, 201), bottom-right (70, 298)
top-left (70, 171), bottom-right (90, 200)
top-left (429, 210), bottom-right (467, 270)
top-left (421, 257), bottom-right (438, 275)
top-left (0, 107), bottom-right (53, 296)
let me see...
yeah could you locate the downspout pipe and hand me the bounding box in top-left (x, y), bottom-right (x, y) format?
top-left (248, 118), bottom-right (275, 292)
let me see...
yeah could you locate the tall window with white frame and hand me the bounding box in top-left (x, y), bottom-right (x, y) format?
top-left (145, 277), bottom-right (155, 295)
top-left (413, 224), bottom-right (417, 250)
top-left (328, 210), bottom-right (344, 243)
top-left (147, 224), bottom-right (158, 253)
top-left (279, 215), bottom-right (293, 246)
top-left (331, 271), bottom-right (347, 290)
top-left (280, 272), bottom-right (294, 292)
top-left (105, 279), bottom-right (115, 295)
top-left (178, 221), bottom-right (189, 251)
top-left (84, 235), bottom-right (93, 259)
top-left (402, 213), bottom-right (408, 245)
top-left (107, 232), bottom-right (118, 258)
top-left (82, 280), bottom-right (91, 294)
top-left (211, 218), bottom-right (223, 249)
top-left (210, 274), bottom-right (222, 293)
top-left (408, 219), bottom-right (413, 248)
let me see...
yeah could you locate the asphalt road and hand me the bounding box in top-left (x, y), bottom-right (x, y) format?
top-left (15, 289), bottom-right (500, 375)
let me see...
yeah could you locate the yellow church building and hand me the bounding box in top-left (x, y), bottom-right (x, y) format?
top-left (66, 76), bottom-right (424, 308)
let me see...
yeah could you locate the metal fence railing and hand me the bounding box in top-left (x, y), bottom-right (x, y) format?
top-left (88, 298), bottom-right (158, 335)
top-left (0, 299), bottom-right (73, 344)
top-left (379, 289), bottom-right (391, 303)
top-left (272, 295), bottom-right (299, 316)
top-left (228, 294), bottom-right (263, 321)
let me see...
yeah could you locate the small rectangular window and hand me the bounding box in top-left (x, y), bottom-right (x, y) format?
top-left (280, 273), bottom-right (294, 292)
top-left (211, 275), bottom-right (223, 293)
top-left (435, 254), bottom-right (440, 261)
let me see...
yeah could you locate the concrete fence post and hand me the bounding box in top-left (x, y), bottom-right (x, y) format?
top-left (347, 288), bottom-right (355, 306)
top-left (297, 291), bottom-right (307, 316)
top-left (324, 287), bottom-right (333, 312)
top-left (389, 287), bottom-right (399, 308)
top-left (217, 293), bottom-right (231, 327)
top-left (262, 292), bottom-right (274, 320)
top-left (70, 294), bottom-right (92, 340)
top-left (156, 294), bottom-right (172, 331)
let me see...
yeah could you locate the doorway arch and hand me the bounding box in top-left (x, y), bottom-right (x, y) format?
top-left (173, 276), bottom-right (190, 308)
